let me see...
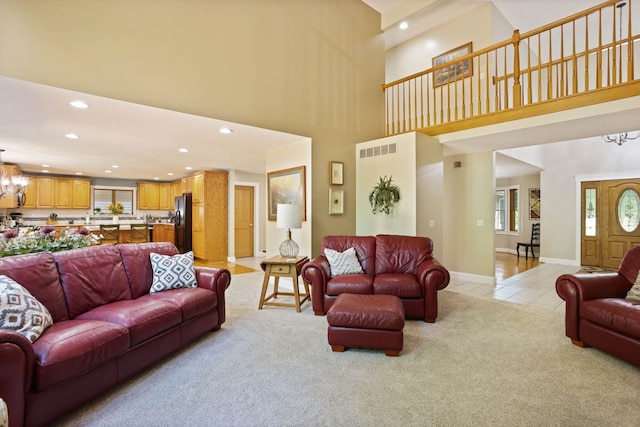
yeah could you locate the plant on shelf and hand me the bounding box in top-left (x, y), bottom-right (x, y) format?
top-left (108, 202), bottom-right (124, 215)
top-left (368, 175), bottom-right (401, 215)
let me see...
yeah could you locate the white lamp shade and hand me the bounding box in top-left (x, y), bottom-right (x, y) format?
top-left (276, 204), bottom-right (302, 229)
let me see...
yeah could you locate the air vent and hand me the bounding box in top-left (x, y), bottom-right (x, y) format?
top-left (359, 142), bottom-right (397, 159)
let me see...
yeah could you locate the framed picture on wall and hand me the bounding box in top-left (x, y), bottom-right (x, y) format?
top-left (432, 42), bottom-right (473, 87)
top-left (330, 161), bottom-right (344, 185)
top-left (267, 166), bottom-right (306, 221)
top-left (329, 188), bottom-right (344, 215)
top-left (529, 188), bottom-right (541, 219)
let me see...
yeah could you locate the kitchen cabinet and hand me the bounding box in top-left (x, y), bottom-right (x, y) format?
top-left (158, 183), bottom-right (172, 210)
top-left (152, 223), bottom-right (175, 244)
top-left (138, 182), bottom-right (172, 210)
top-left (0, 165), bottom-right (28, 209)
top-left (170, 181), bottom-right (182, 201)
top-left (21, 176), bottom-right (37, 208)
top-left (72, 179), bottom-right (91, 209)
top-left (35, 177), bottom-right (90, 209)
top-left (36, 178), bottom-right (56, 209)
top-left (189, 171), bottom-right (228, 262)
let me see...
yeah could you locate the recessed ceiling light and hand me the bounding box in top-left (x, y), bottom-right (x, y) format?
top-left (75, 172), bottom-right (83, 175)
top-left (111, 165), bottom-right (119, 168)
top-left (65, 133), bottom-right (79, 139)
top-left (70, 100), bottom-right (89, 109)
top-left (185, 166), bottom-right (193, 170)
top-left (153, 177), bottom-right (160, 180)
top-left (219, 127), bottom-right (233, 134)
top-left (167, 172), bottom-right (174, 176)
top-left (179, 148), bottom-right (188, 153)
top-left (105, 170), bottom-right (112, 173)
top-left (41, 164), bottom-right (50, 168)
top-left (399, 21), bottom-right (408, 30)
top-left (41, 169), bottom-right (49, 173)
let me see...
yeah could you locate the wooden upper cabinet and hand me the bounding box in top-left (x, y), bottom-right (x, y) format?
top-left (54, 179), bottom-right (73, 209)
top-left (192, 173), bottom-right (205, 202)
top-left (21, 176), bottom-right (36, 208)
top-left (72, 179), bottom-right (91, 209)
top-left (0, 165), bottom-right (25, 209)
top-left (170, 181), bottom-right (182, 200)
top-left (182, 176), bottom-right (193, 195)
top-left (36, 177), bottom-right (56, 209)
top-left (137, 182), bottom-right (161, 210)
top-left (158, 183), bottom-right (172, 210)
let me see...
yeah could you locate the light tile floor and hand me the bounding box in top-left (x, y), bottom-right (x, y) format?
top-left (233, 256), bottom-right (581, 312)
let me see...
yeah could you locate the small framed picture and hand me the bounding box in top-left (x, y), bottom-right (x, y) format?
top-left (330, 161), bottom-right (344, 186)
top-left (329, 188), bottom-right (344, 215)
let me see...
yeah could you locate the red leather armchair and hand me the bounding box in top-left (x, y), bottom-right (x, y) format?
top-left (301, 234), bottom-right (450, 322)
top-left (556, 246), bottom-right (640, 367)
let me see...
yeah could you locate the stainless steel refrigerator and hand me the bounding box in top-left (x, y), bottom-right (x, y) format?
top-left (174, 194), bottom-right (192, 253)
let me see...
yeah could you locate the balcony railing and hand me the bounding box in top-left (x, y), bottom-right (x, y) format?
top-left (382, 0), bottom-right (640, 136)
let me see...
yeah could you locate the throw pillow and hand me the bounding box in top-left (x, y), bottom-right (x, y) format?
top-left (325, 247), bottom-right (364, 277)
top-left (626, 270), bottom-right (640, 302)
top-left (150, 251), bottom-right (197, 293)
top-left (0, 275), bottom-right (53, 343)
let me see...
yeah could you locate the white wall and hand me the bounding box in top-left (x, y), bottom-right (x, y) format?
top-left (356, 133), bottom-right (417, 236)
top-left (265, 138), bottom-right (312, 258)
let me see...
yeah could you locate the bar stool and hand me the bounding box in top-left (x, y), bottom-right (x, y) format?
top-left (99, 224), bottom-right (120, 245)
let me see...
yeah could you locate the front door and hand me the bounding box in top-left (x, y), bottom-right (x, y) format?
top-left (234, 185), bottom-right (254, 258)
top-left (581, 179), bottom-right (640, 268)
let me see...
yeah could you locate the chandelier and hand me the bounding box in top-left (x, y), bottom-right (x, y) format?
top-left (602, 132), bottom-right (640, 146)
top-left (0, 149), bottom-right (28, 199)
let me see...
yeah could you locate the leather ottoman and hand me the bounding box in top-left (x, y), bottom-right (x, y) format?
top-left (326, 293), bottom-right (405, 357)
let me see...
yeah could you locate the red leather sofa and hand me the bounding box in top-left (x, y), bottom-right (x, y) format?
top-left (0, 242), bottom-right (231, 427)
top-left (556, 246), bottom-right (640, 367)
top-left (301, 234), bottom-right (450, 322)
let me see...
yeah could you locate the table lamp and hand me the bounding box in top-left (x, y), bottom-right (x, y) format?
top-left (276, 203), bottom-right (302, 257)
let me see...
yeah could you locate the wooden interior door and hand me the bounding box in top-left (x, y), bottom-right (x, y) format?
top-left (582, 179), bottom-right (640, 268)
top-left (234, 185), bottom-right (254, 258)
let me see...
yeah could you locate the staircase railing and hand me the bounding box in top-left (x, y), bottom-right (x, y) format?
top-left (382, 0), bottom-right (640, 136)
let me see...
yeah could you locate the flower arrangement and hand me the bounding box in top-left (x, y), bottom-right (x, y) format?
top-left (108, 202), bottom-right (124, 215)
top-left (0, 226), bottom-right (98, 258)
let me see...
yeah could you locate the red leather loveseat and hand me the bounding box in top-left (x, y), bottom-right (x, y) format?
top-left (556, 246), bottom-right (640, 367)
top-left (0, 242), bottom-right (231, 427)
top-left (301, 234), bottom-right (450, 322)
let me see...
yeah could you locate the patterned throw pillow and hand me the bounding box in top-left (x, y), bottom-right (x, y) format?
top-left (325, 247), bottom-right (364, 278)
top-left (150, 251), bottom-right (197, 293)
top-left (626, 271), bottom-right (640, 302)
top-left (0, 275), bottom-right (53, 342)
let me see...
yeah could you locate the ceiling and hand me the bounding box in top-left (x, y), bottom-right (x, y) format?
top-left (0, 0), bottom-right (619, 182)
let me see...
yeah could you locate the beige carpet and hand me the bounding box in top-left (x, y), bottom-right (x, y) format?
top-left (53, 272), bottom-right (640, 427)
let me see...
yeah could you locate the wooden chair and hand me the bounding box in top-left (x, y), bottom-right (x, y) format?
top-left (129, 223), bottom-right (149, 243)
top-left (99, 224), bottom-right (120, 245)
top-left (516, 223), bottom-right (540, 259)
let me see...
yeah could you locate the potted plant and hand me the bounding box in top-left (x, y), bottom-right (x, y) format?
top-left (368, 175), bottom-right (401, 214)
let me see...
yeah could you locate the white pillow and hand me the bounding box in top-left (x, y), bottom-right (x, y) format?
top-left (626, 271), bottom-right (640, 302)
top-left (0, 275), bottom-right (53, 342)
top-left (325, 247), bottom-right (364, 278)
top-left (150, 251), bottom-right (197, 293)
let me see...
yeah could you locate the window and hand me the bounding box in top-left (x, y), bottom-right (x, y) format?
top-left (495, 186), bottom-right (519, 233)
top-left (93, 188), bottom-right (134, 214)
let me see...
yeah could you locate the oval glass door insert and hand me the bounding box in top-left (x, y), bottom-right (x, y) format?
top-left (618, 189), bottom-right (640, 232)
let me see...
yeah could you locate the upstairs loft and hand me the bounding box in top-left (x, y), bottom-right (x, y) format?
top-left (382, 0), bottom-right (640, 143)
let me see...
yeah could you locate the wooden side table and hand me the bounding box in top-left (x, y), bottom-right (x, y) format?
top-left (259, 255), bottom-right (310, 312)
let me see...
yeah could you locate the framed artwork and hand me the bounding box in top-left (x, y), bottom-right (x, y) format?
top-left (329, 188), bottom-right (344, 215)
top-left (330, 161), bottom-right (344, 185)
top-left (267, 166), bottom-right (306, 221)
top-left (529, 188), bottom-right (541, 219)
top-left (433, 42), bottom-right (473, 87)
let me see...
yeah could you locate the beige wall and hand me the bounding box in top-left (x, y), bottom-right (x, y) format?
top-left (356, 133), bottom-right (417, 236)
top-left (0, 0), bottom-right (386, 256)
top-left (416, 133), bottom-right (445, 262)
top-left (443, 151), bottom-right (495, 282)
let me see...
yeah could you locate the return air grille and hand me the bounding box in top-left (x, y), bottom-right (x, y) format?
top-left (359, 142), bottom-right (397, 159)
